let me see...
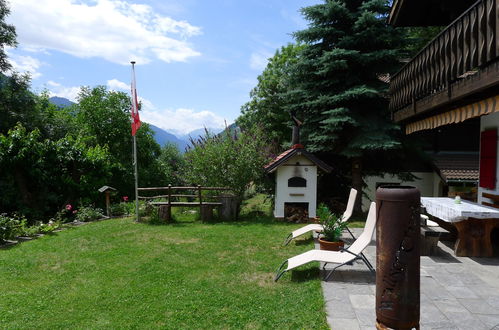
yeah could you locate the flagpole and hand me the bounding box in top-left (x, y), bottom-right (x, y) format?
top-left (131, 61), bottom-right (140, 222)
top-left (133, 133), bottom-right (139, 222)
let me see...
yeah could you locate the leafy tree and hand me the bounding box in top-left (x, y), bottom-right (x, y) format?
top-left (74, 86), bottom-right (167, 195)
top-left (283, 0), bottom-right (406, 210)
top-left (0, 0), bottom-right (16, 72)
top-left (238, 43), bottom-right (305, 148)
top-left (183, 127), bottom-right (272, 215)
top-left (158, 142), bottom-right (186, 186)
top-left (0, 124), bottom-right (111, 221)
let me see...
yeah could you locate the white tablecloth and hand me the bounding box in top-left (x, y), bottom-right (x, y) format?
top-left (421, 197), bottom-right (499, 223)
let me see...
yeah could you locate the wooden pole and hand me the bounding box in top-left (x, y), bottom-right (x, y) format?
top-left (168, 184), bottom-right (172, 207)
top-left (133, 134), bottom-right (139, 222)
top-left (198, 185), bottom-right (202, 205)
top-left (105, 191), bottom-right (111, 217)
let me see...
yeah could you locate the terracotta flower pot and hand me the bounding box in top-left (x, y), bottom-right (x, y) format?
top-left (318, 238), bottom-right (344, 251)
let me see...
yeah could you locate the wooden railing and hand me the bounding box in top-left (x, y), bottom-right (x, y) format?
top-left (390, 0), bottom-right (498, 112)
top-left (138, 185), bottom-right (231, 207)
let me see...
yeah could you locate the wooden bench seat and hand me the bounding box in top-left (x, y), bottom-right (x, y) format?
top-left (150, 202), bottom-right (223, 206)
top-left (420, 225), bottom-right (449, 256)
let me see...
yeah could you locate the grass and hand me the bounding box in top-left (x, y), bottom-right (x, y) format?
top-left (0, 197), bottom-right (328, 329)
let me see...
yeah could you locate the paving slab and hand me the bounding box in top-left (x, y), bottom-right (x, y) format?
top-left (317, 229), bottom-right (499, 330)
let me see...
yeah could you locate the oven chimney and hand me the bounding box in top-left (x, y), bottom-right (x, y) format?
top-left (291, 115), bottom-right (302, 147)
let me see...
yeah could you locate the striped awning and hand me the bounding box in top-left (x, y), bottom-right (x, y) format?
top-left (406, 95), bottom-right (499, 134)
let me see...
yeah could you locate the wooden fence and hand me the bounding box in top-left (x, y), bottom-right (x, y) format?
top-left (137, 185), bottom-right (235, 222)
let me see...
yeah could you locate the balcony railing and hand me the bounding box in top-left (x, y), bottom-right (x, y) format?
top-left (389, 0), bottom-right (498, 113)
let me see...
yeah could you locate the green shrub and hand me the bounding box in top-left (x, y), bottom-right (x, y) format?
top-left (110, 202), bottom-right (134, 216)
top-left (317, 203), bottom-right (346, 242)
top-left (75, 206), bottom-right (104, 222)
top-left (0, 214), bottom-right (22, 242)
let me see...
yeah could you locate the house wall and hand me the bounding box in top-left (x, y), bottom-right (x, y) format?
top-left (274, 155), bottom-right (318, 218)
top-left (478, 112), bottom-right (499, 204)
top-left (362, 172), bottom-right (441, 211)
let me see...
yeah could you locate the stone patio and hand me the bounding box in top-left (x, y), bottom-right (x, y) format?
top-left (320, 229), bottom-right (499, 330)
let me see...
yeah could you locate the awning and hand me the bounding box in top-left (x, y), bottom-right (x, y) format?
top-left (406, 95), bottom-right (499, 135)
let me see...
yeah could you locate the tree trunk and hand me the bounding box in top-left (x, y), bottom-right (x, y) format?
top-left (351, 157), bottom-right (363, 214)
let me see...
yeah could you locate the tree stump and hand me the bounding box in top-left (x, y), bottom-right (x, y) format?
top-left (158, 205), bottom-right (172, 223)
top-left (200, 205), bottom-right (214, 222)
top-left (219, 195), bottom-right (238, 221)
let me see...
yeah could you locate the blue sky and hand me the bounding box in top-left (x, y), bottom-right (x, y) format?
top-left (6, 0), bottom-right (320, 136)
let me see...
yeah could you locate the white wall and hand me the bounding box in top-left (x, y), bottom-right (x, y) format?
top-left (478, 112), bottom-right (499, 204)
top-left (274, 154), bottom-right (318, 218)
top-left (362, 172), bottom-right (441, 211)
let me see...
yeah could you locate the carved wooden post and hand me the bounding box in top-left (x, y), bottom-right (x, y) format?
top-left (219, 194), bottom-right (237, 221)
top-left (200, 205), bottom-right (213, 222)
top-left (158, 205), bottom-right (171, 223)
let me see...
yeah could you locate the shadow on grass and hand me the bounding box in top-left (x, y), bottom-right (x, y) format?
top-left (290, 267), bottom-right (320, 282)
top-left (294, 236), bottom-right (315, 246)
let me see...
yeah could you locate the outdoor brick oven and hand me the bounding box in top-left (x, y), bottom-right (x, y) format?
top-left (265, 123), bottom-right (332, 220)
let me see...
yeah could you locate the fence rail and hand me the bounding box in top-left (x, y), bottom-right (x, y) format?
top-left (389, 0), bottom-right (498, 112)
top-left (138, 185), bottom-right (231, 207)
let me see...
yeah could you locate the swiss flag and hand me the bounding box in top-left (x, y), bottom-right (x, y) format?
top-left (130, 62), bottom-right (141, 136)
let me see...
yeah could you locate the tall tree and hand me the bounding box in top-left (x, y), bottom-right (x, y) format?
top-left (74, 86), bottom-right (167, 195)
top-left (285, 0), bottom-right (406, 210)
top-left (0, 0), bottom-right (16, 72)
top-left (238, 43), bottom-right (305, 148)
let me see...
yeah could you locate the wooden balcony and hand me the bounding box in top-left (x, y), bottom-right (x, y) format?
top-left (390, 0), bottom-right (499, 123)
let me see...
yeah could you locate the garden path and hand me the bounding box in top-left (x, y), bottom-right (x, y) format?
top-left (321, 229), bottom-right (499, 330)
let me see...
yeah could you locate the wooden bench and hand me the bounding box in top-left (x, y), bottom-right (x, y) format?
top-left (420, 214), bottom-right (449, 256)
top-left (481, 192), bottom-right (499, 209)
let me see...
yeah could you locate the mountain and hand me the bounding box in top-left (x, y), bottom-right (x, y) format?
top-left (180, 127), bottom-right (224, 142)
top-left (149, 124), bottom-right (189, 151)
top-left (49, 96), bottom-right (74, 108)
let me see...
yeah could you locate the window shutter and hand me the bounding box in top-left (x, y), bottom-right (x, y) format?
top-left (479, 129), bottom-right (497, 189)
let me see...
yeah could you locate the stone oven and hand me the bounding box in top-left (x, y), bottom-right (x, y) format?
top-left (265, 134), bottom-right (332, 220)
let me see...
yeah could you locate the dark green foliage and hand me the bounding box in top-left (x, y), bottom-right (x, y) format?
top-left (183, 127), bottom-right (273, 205)
top-left (289, 0), bottom-right (405, 157)
top-left (238, 43), bottom-right (306, 148)
top-left (404, 26), bottom-right (443, 57)
top-left (0, 124), bottom-right (112, 221)
top-left (317, 203), bottom-right (346, 242)
top-left (0, 0), bottom-right (16, 72)
top-left (158, 142), bottom-right (186, 186)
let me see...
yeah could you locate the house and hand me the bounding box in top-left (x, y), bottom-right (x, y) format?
top-left (388, 0), bottom-right (499, 207)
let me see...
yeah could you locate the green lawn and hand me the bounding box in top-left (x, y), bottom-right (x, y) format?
top-left (0, 212), bottom-right (328, 328)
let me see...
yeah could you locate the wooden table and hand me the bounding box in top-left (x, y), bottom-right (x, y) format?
top-left (421, 197), bottom-right (499, 257)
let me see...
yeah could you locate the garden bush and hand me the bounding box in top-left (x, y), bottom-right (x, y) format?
top-left (75, 206), bottom-right (104, 222)
top-left (0, 214), bottom-right (22, 242)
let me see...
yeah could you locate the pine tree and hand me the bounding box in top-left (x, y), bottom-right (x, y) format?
top-left (287, 0), bottom-right (406, 210)
top-left (0, 0), bottom-right (17, 72)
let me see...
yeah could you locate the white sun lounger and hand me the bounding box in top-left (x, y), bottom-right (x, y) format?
top-left (275, 202), bottom-right (376, 282)
top-left (283, 188), bottom-right (358, 245)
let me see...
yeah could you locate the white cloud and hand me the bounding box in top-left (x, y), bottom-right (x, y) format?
top-left (48, 84), bottom-right (81, 102)
top-left (9, 0), bottom-right (202, 65)
top-left (140, 107), bottom-right (226, 135)
top-left (107, 79), bottom-right (130, 91)
top-left (250, 50), bottom-right (272, 71)
top-left (6, 50), bottom-right (43, 78)
top-left (47, 80), bottom-right (61, 87)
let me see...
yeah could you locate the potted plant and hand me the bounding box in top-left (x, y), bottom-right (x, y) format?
top-left (316, 203), bottom-right (347, 251)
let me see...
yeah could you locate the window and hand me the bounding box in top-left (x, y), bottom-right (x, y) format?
top-left (288, 177), bottom-right (306, 187)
